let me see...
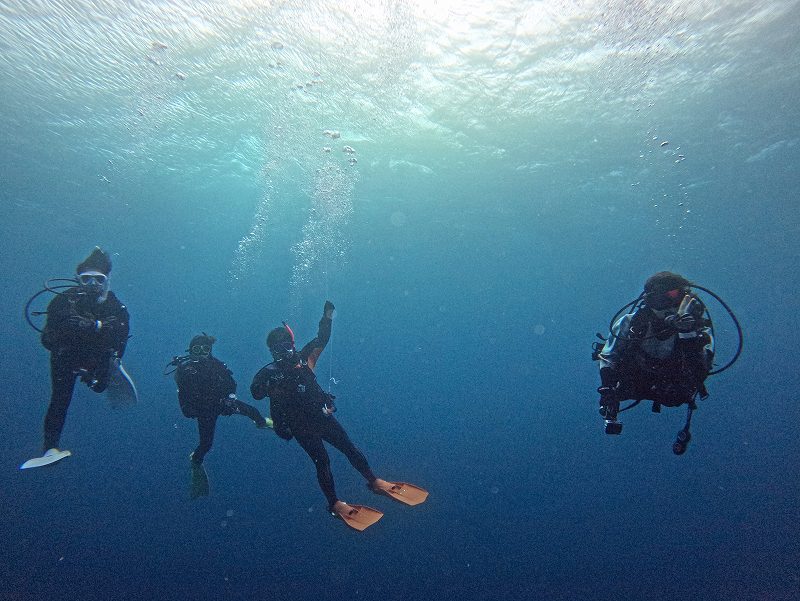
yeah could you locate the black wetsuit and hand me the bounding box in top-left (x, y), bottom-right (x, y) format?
top-left (250, 316), bottom-right (375, 508)
top-left (175, 355), bottom-right (266, 463)
top-left (40, 288), bottom-right (129, 451)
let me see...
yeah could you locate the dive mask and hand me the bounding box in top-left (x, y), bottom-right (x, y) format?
top-left (190, 344), bottom-right (212, 357)
top-left (648, 288), bottom-right (685, 310)
top-left (77, 270), bottom-right (109, 302)
top-left (78, 272), bottom-right (108, 286)
top-left (272, 339), bottom-right (295, 360)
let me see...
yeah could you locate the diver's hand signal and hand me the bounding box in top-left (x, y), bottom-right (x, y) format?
top-left (665, 313), bottom-right (698, 333)
top-left (665, 294), bottom-right (702, 333)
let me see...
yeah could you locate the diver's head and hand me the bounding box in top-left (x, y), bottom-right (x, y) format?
top-left (643, 271), bottom-right (691, 311)
top-left (76, 247), bottom-right (111, 302)
top-left (267, 323), bottom-right (296, 362)
top-left (188, 333), bottom-right (216, 360)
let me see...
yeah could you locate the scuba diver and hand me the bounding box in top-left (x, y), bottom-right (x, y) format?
top-left (593, 271), bottom-right (742, 455)
top-left (22, 247), bottom-right (131, 468)
top-left (250, 300), bottom-right (428, 531)
top-left (170, 333), bottom-right (271, 498)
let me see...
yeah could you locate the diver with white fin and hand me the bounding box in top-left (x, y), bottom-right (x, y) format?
top-left (592, 271), bottom-right (742, 454)
top-left (21, 247), bottom-right (132, 469)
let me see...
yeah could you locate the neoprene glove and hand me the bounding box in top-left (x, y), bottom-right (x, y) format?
top-left (69, 315), bottom-right (99, 330)
top-left (666, 313), bottom-right (698, 333)
top-left (323, 300), bottom-right (335, 319)
top-left (597, 367), bottom-right (619, 408)
top-left (322, 393), bottom-right (337, 416)
top-left (100, 315), bottom-right (118, 329)
top-left (598, 387), bottom-right (617, 405)
top-left (69, 315), bottom-right (118, 331)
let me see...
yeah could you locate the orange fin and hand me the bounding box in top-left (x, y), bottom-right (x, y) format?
top-left (331, 502), bottom-right (384, 531)
top-left (372, 480), bottom-right (429, 506)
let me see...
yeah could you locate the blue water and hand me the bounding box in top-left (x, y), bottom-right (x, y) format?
top-left (2, 1), bottom-right (799, 600)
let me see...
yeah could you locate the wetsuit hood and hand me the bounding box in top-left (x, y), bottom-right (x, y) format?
top-left (267, 322), bottom-right (296, 361)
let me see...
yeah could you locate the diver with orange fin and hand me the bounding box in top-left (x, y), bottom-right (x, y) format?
top-left (250, 300), bottom-right (428, 531)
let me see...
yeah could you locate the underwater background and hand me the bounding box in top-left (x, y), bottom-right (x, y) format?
top-left (1, 1), bottom-right (798, 599)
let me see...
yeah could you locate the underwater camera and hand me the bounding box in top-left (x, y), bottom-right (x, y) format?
top-left (604, 420), bottom-right (623, 435)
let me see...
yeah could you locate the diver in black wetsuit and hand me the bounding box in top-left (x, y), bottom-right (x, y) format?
top-left (596, 271), bottom-right (715, 454)
top-left (174, 333), bottom-right (269, 466)
top-left (39, 247), bottom-right (130, 454)
top-left (251, 301), bottom-right (396, 521)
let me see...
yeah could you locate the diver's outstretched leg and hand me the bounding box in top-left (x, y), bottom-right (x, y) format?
top-left (322, 417), bottom-right (376, 482)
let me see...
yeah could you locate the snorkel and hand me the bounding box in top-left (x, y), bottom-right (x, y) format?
top-left (278, 321), bottom-right (297, 362)
top-left (282, 321), bottom-right (295, 346)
